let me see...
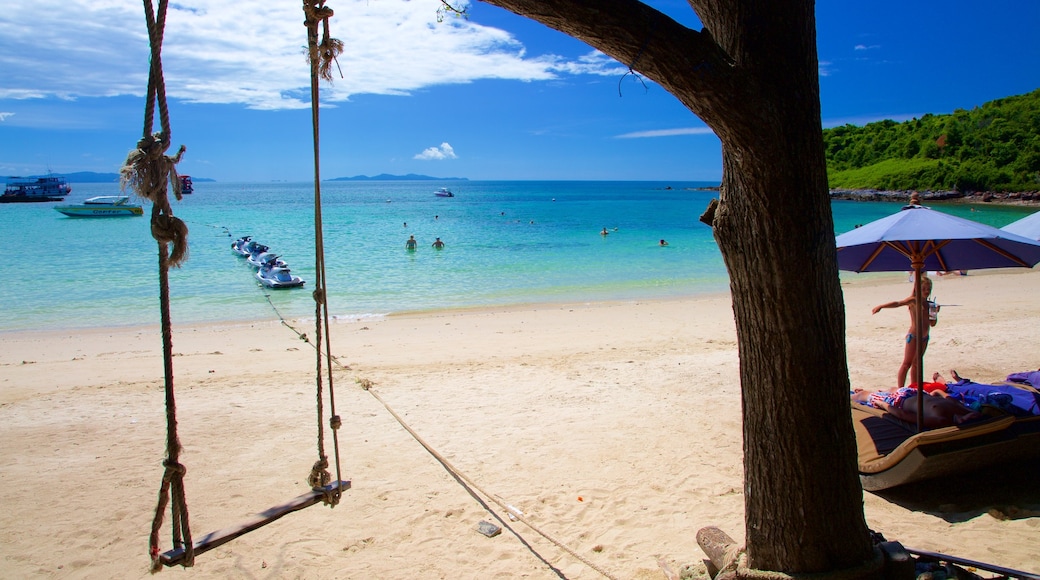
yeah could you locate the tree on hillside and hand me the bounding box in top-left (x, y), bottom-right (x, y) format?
top-left (478, 0), bottom-right (875, 575)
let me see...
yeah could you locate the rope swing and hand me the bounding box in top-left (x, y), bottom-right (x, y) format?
top-left (301, 0), bottom-right (346, 505)
top-left (132, 0), bottom-right (347, 571)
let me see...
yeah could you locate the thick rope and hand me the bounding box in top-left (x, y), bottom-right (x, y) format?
top-left (363, 385), bottom-right (620, 580)
top-left (122, 0), bottom-right (189, 269)
top-left (131, 0), bottom-right (193, 571)
top-left (302, 0), bottom-right (344, 506)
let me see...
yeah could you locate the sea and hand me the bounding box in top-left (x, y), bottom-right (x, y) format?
top-left (1, 180), bottom-right (1035, 333)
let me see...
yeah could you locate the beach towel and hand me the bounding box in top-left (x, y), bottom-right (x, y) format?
top-left (945, 380), bottom-right (1040, 416)
top-left (1006, 370), bottom-right (1040, 388)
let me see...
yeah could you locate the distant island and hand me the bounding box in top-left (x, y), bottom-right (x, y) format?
top-left (328, 174), bottom-right (469, 181)
top-left (2, 172), bottom-right (214, 183)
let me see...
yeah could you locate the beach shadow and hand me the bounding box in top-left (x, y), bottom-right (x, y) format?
top-left (871, 460), bottom-right (1040, 523)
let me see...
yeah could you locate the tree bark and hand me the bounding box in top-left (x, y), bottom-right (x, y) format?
top-left (480, 0), bottom-right (876, 574)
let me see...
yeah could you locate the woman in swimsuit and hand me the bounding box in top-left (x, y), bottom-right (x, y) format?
top-left (872, 274), bottom-right (939, 389)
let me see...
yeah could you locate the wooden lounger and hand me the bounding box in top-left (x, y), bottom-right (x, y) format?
top-left (852, 405), bottom-right (1040, 491)
top-left (160, 481), bottom-right (350, 567)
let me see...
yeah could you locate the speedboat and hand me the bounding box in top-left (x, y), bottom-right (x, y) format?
top-left (434, 187), bottom-right (454, 197)
top-left (54, 196), bottom-right (143, 217)
top-left (256, 264), bottom-right (305, 288)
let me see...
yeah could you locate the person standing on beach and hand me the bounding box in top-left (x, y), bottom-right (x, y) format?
top-left (872, 274), bottom-right (939, 388)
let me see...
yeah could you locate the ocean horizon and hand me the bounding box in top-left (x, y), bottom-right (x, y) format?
top-left (1, 180), bottom-right (1034, 333)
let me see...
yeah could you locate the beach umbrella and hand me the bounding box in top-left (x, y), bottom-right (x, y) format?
top-left (1000, 210), bottom-right (1040, 241)
top-left (835, 201), bottom-right (1040, 431)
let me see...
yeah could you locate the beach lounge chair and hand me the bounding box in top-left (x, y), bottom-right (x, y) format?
top-left (852, 404), bottom-right (1040, 491)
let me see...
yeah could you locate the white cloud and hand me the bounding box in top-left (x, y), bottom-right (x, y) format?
top-left (0, 0), bottom-right (616, 111)
top-left (0, 112), bottom-right (14, 122)
top-left (854, 44), bottom-right (881, 50)
top-left (615, 127), bottom-right (715, 139)
top-left (414, 142), bottom-right (457, 160)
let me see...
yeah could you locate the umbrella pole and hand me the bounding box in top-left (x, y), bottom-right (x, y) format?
top-left (912, 260), bottom-right (925, 432)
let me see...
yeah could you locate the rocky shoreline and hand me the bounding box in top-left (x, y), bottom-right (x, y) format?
top-left (829, 189), bottom-right (1040, 206)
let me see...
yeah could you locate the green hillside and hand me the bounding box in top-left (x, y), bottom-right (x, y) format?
top-left (825, 88), bottom-right (1040, 192)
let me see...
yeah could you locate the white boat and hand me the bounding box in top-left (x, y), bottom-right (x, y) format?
top-left (247, 251), bottom-right (287, 269)
top-left (235, 239), bottom-right (269, 258)
top-left (231, 236), bottom-right (252, 254)
top-left (434, 187), bottom-right (454, 197)
top-left (54, 196), bottom-right (143, 217)
top-left (256, 265), bottom-right (305, 288)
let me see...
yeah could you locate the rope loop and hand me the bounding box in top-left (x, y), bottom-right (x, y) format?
top-left (320, 484), bottom-right (342, 506)
top-left (307, 457), bottom-right (332, 489)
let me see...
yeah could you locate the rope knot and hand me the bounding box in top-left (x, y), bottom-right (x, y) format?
top-left (151, 210), bottom-right (190, 267)
top-left (161, 460), bottom-right (187, 482)
top-left (308, 457), bottom-right (331, 489)
top-left (303, 1), bottom-right (343, 81)
top-left (329, 415), bottom-right (341, 430)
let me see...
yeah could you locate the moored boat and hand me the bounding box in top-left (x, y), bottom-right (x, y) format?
top-left (179, 175), bottom-right (194, 195)
top-left (231, 236), bottom-right (253, 254)
top-left (54, 195), bottom-right (143, 217)
top-left (2, 175), bottom-right (72, 203)
top-left (434, 187), bottom-right (454, 197)
top-left (256, 264), bottom-right (305, 288)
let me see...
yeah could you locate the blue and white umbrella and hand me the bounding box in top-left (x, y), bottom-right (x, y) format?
top-left (836, 203), bottom-right (1040, 430)
top-left (1001, 210), bottom-right (1040, 241)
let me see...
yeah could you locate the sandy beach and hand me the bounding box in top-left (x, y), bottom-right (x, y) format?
top-left (1, 268), bottom-right (1038, 579)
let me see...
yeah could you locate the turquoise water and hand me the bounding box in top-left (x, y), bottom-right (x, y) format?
top-left (0, 181), bottom-right (1033, 332)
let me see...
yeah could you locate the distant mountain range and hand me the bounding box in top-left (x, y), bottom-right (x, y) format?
top-left (328, 174), bottom-right (469, 181)
top-left (2, 172), bottom-right (214, 183)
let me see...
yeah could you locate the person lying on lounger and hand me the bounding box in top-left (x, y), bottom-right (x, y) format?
top-left (851, 385), bottom-right (983, 429)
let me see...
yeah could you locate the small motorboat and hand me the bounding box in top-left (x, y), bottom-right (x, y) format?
top-left (179, 175), bottom-right (194, 195)
top-left (54, 196), bottom-right (143, 217)
top-left (247, 251), bottom-right (287, 269)
top-left (231, 236), bottom-right (252, 255)
top-left (235, 239), bottom-right (269, 258)
top-left (434, 187), bottom-right (454, 197)
top-left (256, 264), bottom-right (305, 288)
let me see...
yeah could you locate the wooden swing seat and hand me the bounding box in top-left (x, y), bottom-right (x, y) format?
top-left (159, 481), bottom-right (350, 567)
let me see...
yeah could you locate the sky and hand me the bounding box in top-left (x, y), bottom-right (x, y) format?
top-left (1, 0), bottom-right (1038, 182)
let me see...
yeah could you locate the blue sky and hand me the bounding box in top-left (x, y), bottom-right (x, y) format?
top-left (1, 0), bottom-right (1037, 182)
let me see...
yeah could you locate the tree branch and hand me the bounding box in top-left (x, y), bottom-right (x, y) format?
top-left (479, 0), bottom-right (744, 131)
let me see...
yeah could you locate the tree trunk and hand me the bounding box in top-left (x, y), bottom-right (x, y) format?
top-left (480, 0), bottom-right (876, 574)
